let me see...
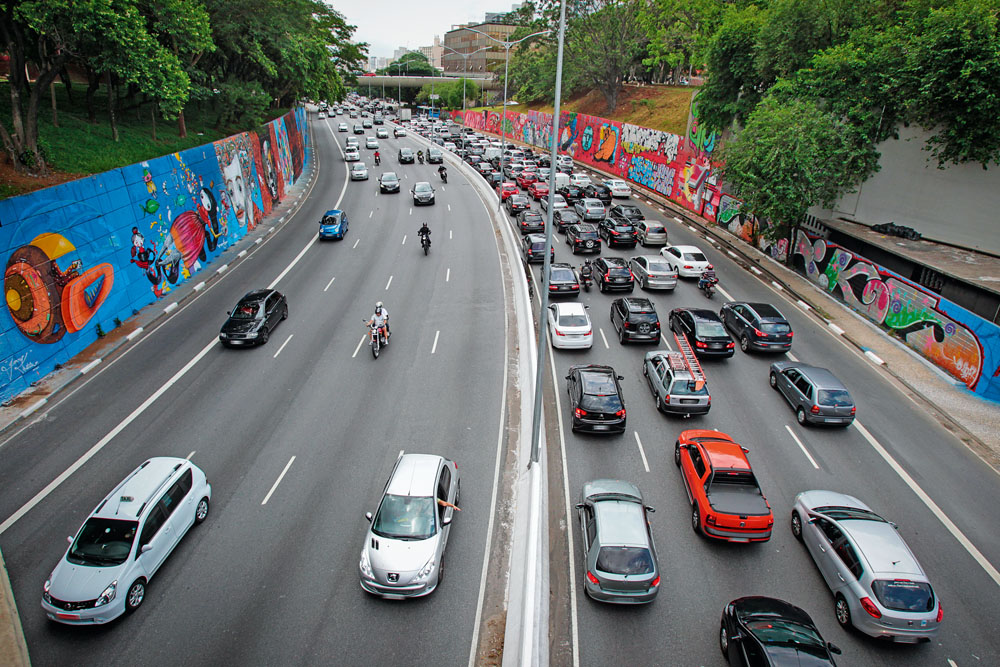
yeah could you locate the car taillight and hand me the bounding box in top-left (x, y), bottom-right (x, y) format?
top-left (706, 513), bottom-right (717, 525)
top-left (695, 341), bottom-right (707, 348)
top-left (683, 265), bottom-right (693, 269)
top-left (811, 404), bottom-right (820, 414)
top-left (554, 329), bottom-right (565, 336)
top-left (615, 408), bottom-right (626, 417)
top-left (527, 249), bottom-right (533, 255)
top-left (650, 576), bottom-right (661, 588)
top-left (726, 342), bottom-right (735, 348)
top-left (850, 406), bottom-right (857, 415)
top-left (604, 272), bottom-right (610, 281)
top-left (860, 597), bottom-right (882, 619)
top-left (788, 330), bottom-right (794, 337)
top-left (586, 571), bottom-right (600, 585)
top-left (610, 229), bottom-right (619, 235)
top-left (663, 395), bottom-right (671, 405)
top-left (571, 284), bottom-right (579, 289)
top-left (936, 602), bottom-right (943, 622)
top-left (753, 327), bottom-right (765, 337)
top-left (575, 408), bottom-right (587, 418)
top-left (549, 285), bottom-right (558, 291)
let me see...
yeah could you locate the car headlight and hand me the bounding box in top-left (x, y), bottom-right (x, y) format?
top-left (43, 579), bottom-right (51, 604)
top-left (415, 557), bottom-right (436, 581)
top-left (359, 549), bottom-right (373, 578)
top-left (247, 331), bottom-right (258, 338)
top-left (95, 580), bottom-right (117, 607)
top-left (219, 333), bottom-right (228, 339)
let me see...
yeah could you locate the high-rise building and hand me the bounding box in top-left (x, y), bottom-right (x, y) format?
top-left (392, 46), bottom-right (415, 62)
top-left (442, 22), bottom-right (518, 76)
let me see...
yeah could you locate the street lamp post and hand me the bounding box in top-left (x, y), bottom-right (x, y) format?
top-left (441, 45), bottom-right (490, 113)
top-left (390, 61), bottom-right (409, 107)
top-left (462, 27), bottom-right (552, 210)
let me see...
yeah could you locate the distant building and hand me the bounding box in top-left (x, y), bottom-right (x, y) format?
top-left (419, 36), bottom-right (444, 69)
top-left (392, 46), bottom-right (416, 61)
top-left (367, 56), bottom-right (391, 72)
top-left (442, 22), bottom-right (518, 76)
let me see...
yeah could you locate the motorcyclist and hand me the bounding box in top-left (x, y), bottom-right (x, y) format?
top-left (417, 150), bottom-right (424, 164)
top-left (698, 265), bottom-right (718, 291)
top-left (367, 301), bottom-right (390, 344)
top-left (438, 165), bottom-right (447, 182)
top-left (374, 150), bottom-right (381, 166)
top-left (580, 258), bottom-right (594, 280)
top-left (418, 222), bottom-right (431, 247)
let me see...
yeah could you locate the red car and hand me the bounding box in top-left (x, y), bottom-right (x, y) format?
top-left (674, 429), bottom-right (773, 542)
top-left (497, 182), bottom-right (519, 201)
top-left (527, 181), bottom-right (549, 200)
top-left (516, 171), bottom-right (538, 188)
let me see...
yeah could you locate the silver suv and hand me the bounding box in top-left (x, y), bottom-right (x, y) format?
top-left (360, 453), bottom-right (460, 598)
top-left (643, 350), bottom-right (710, 416)
top-left (791, 490), bottom-right (941, 642)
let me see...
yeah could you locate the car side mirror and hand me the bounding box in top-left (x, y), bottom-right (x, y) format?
top-left (574, 503), bottom-right (585, 510)
top-left (365, 512), bottom-right (373, 522)
top-left (827, 642), bottom-right (842, 655)
top-left (645, 506), bottom-right (655, 513)
top-left (617, 375), bottom-right (625, 381)
top-left (565, 375), bottom-right (572, 380)
top-left (442, 515), bottom-right (453, 526)
top-left (141, 544), bottom-right (153, 554)
top-left (584, 304), bottom-right (590, 309)
top-left (67, 535), bottom-right (74, 544)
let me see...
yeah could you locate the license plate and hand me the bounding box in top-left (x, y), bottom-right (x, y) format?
top-left (825, 418), bottom-right (845, 423)
top-left (680, 399), bottom-right (698, 404)
top-left (230, 340), bottom-right (245, 345)
top-left (592, 425), bottom-right (609, 430)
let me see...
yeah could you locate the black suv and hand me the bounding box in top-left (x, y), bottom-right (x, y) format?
top-left (598, 219), bottom-right (637, 248)
top-left (565, 364), bottom-right (627, 434)
top-left (517, 210), bottom-right (545, 234)
top-left (583, 183), bottom-right (613, 204)
top-left (720, 302), bottom-right (794, 353)
top-left (608, 204), bottom-right (644, 225)
top-left (594, 257), bottom-right (634, 293)
top-left (557, 184), bottom-right (584, 204)
top-left (398, 148), bottom-right (414, 164)
top-left (610, 297), bottom-right (660, 344)
top-left (542, 262), bottom-right (580, 296)
top-left (522, 233), bottom-right (555, 264)
top-left (566, 223), bottom-right (601, 254)
top-left (669, 308), bottom-right (735, 358)
top-left (553, 209), bottom-right (581, 233)
top-left (507, 194), bottom-right (531, 214)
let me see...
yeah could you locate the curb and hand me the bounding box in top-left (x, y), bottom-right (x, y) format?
top-left (0, 549), bottom-right (28, 667)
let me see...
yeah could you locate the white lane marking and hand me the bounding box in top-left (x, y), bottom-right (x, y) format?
top-left (385, 275), bottom-right (393, 291)
top-left (947, 660), bottom-right (958, 667)
top-left (324, 276), bottom-right (336, 291)
top-left (599, 328), bottom-right (610, 349)
top-left (273, 334), bottom-right (293, 359)
top-left (716, 285), bottom-right (735, 301)
top-left (750, 266), bottom-right (762, 275)
top-left (787, 352), bottom-right (799, 362)
top-left (853, 421), bottom-right (1000, 587)
top-left (80, 359), bottom-right (102, 375)
top-left (126, 328), bottom-right (144, 341)
top-left (352, 336), bottom-right (366, 358)
top-left (402, 235), bottom-right (407, 245)
top-left (448, 204), bottom-right (452, 212)
top-left (186, 451), bottom-right (195, 460)
top-left (369, 210), bottom-right (373, 218)
top-left (353, 239), bottom-right (360, 249)
top-left (634, 432), bottom-right (650, 473)
top-left (661, 334), bottom-right (674, 350)
top-left (431, 330), bottom-right (440, 354)
top-left (409, 207), bottom-right (413, 216)
top-left (261, 456), bottom-right (296, 505)
top-left (865, 350), bottom-right (885, 365)
top-left (784, 425), bottom-right (820, 469)
top-left (441, 186), bottom-right (446, 192)
top-left (0, 338), bottom-right (219, 536)
top-left (446, 268), bottom-right (451, 282)
top-left (828, 323), bottom-right (845, 335)
top-left (450, 230), bottom-right (453, 239)
top-left (268, 238), bottom-right (316, 290)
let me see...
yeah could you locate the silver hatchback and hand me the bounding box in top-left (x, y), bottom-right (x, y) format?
top-left (791, 490), bottom-right (941, 642)
top-left (635, 220), bottom-right (668, 247)
top-left (574, 198), bottom-right (606, 221)
top-left (630, 256), bottom-right (677, 290)
top-left (360, 453), bottom-right (459, 598)
top-left (770, 362), bottom-right (855, 426)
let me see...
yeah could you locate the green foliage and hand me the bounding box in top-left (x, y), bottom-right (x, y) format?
top-left (640, 0), bottom-right (723, 78)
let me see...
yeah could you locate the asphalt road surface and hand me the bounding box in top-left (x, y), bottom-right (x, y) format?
top-left (0, 115), bottom-right (507, 666)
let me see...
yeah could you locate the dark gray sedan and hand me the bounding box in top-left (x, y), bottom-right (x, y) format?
top-left (575, 479), bottom-right (659, 604)
top-left (411, 181), bottom-right (435, 205)
top-left (219, 289), bottom-right (287, 347)
top-left (770, 361), bottom-right (855, 426)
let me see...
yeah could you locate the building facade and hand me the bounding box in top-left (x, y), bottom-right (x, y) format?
top-left (419, 36), bottom-right (444, 70)
top-left (442, 22), bottom-right (518, 75)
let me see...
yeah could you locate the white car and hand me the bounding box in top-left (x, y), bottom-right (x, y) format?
top-left (338, 122), bottom-right (348, 132)
top-left (570, 172), bottom-right (592, 188)
top-left (394, 127), bottom-right (407, 138)
top-left (317, 111), bottom-right (326, 119)
top-left (540, 194), bottom-right (568, 212)
top-left (660, 244), bottom-right (710, 278)
top-left (606, 179), bottom-right (632, 198)
top-left (556, 155), bottom-right (573, 169)
top-left (345, 148), bottom-right (360, 161)
top-left (366, 137), bottom-right (379, 149)
top-left (547, 302), bottom-right (593, 349)
top-left (351, 163), bottom-right (368, 180)
top-left (376, 128), bottom-right (389, 138)
top-left (443, 142), bottom-right (457, 152)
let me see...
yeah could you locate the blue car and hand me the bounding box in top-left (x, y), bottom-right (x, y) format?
top-left (318, 209), bottom-right (349, 240)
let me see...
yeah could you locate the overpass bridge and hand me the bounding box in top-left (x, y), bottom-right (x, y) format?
top-left (355, 73), bottom-right (501, 92)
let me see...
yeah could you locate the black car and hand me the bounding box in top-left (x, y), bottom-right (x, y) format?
top-left (379, 172), bottom-right (400, 193)
top-left (565, 364), bottom-right (627, 434)
top-left (720, 597), bottom-right (841, 666)
top-left (583, 183), bottom-right (613, 204)
top-left (720, 302), bottom-right (794, 353)
top-left (427, 148), bottom-right (444, 164)
top-left (669, 308), bottom-right (735, 357)
top-left (594, 257), bottom-right (634, 293)
top-left (398, 148), bottom-right (414, 164)
top-left (219, 289), bottom-right (288, 347)
top-left (522, 233), bottom-right (555, 264)
top-left (566, 223), bottom-right (601, 254)
top-left (507, 194), bottom-right (531, 214)
top-left (608, 204), bottom-right (644, 225)
top-left (411, 181), bottom-right (435, 206)
top-left (557, 184), bottom-right (585, 204)
top-left (549, 209), bottom-right (578, 233)
top-left (476, 162), bottom-right (495, 178)
top-left (610, 297), bottom-right (660, 344)
top-left (598, 219), bottom-right (637, 248)
top-left (517, 210), bottom-right (545, 234)
top-left (543, 262), bottom-right (580, 296)
top-left (487, 172), bottom-right (504, 189)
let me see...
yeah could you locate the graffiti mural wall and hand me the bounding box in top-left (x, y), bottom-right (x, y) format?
top-left (794, 230), bottom-right (1000, 402)
top-left (0, 108), bottom-right (309, 403)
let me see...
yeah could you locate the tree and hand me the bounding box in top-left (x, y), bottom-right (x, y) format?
top-left (639, 0), bottom-right (723, 84)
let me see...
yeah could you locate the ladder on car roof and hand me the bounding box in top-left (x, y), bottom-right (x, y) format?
top-left (671, 332), bottom-right (706, 388)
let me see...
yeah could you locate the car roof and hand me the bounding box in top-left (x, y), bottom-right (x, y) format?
top-left (385, 454), bottom-right (442, 497)
top-left (839, 519), bottom-right (925, 577)
top-left (553, 302), bottom-right (587, 316)
top-left (92, 457), bottom-right (188, 521)
top-left (743, 302), bottom-right (786, 319)
top-left (583, 198), bottom-right (603, 205)
top-left (791, 365), bottom-right (847, 389)
top-left (594, 498), bottom-right (648, 546)
top-left (600, 256), bottom-right (627, 267)
top-left (685, 430), bottom-right (750, 469)
top-left (551, 262), bottom-right (574, 270)
top-left (684, 308), bottom-right (722, 322)
top-left (621, 297), bottom-right (654, 311)
top-left (733, 596), bottom-right (814, 627)
top-left (573, 223), bottom-right (597, 231)
top-left (672, 244), bottom-right (702, 252)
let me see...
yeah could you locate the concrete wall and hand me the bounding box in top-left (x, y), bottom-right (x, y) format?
top-left (0, 108), bottom-right (309, 403)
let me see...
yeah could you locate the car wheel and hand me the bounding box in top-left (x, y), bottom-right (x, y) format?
top-left (769, 372), bottom-right (778, 390)
top-left (281, 305), bottom-right (288, 321)
top-left (260, 328), bottom-right (270, 345)
top-left (790, 510), bottom-right (803, 541)
top-left (740, 335), bottom-right (750, 352)
top-left (641, 277), bottom-right (648, 290)
top-left (835, 594), bottom-right (852, 628)
top-left (618, 327), bottom-right (626, 345)
top-left (195, 497), bottom-right (210, 524)
top-left (719, 621), bottom-right (730, 658)
top-left (125, 579), bottom-right (146, 613)
top-left (691, 504), bottom-right (702, 534)
top-left (796, 407), bottom-right (807, 425)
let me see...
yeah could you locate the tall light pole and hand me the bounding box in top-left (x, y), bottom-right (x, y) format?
top-left (390, 61), bottom-right (409, 107)
top-left (462, 27), bottom-right (551, 210)
top-left (442, 45), bottom-right (490, 112)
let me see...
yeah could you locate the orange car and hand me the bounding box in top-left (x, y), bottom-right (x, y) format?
top-left (674, 429), bottom-right (773, 542)
top-left (497, 182), bottom-right (519, 201)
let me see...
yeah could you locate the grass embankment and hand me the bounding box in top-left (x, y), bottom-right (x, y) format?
top-left (468, 85), bottom-right (695, 137)
top-left (0, 81), bottom-right (288, 200)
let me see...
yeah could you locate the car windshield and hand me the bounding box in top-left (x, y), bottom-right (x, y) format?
top-left (871, 580), bottom-right (935, 612)
top-left (400, 149), bottom-right (412, 156)
top-left (761, 322), bottom-right (791, 333)
top-left (817, 389), bottom-right (852, 406)
top-left (232, 301), bottom-right (261, 319)
top-left (551, 268), bottom-right (576, 282)
top-left (371, 494), bottom-right (436, 540)
top-left (353, 164), bottom-right (366, 171)
top-left (596, 546), bottom-right (654, 575)
top-left (321, 216), bottom-right (341, 226)
top-left (683, 252), bottom-right (708, 261)
top-left (695, 320), bottom-right (728, 337)
top-left (67, 518), bottom-right (138, 566)
top-left (559, 314), bottom-right (589, 327)
top-left (415, 183), bottom-right (432, 193)
top-left (745, 620), bottom-right (826, 654)
top-left (669, 379), bottom-right (709, 396)
top-left (382, 174), bottom-right (398, 183)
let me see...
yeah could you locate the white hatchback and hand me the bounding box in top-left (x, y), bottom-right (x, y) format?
top-left (338, 122), bottom-right (349, 132)
top-left (345, 148), bottom-right (360, 162)
top-left (606, 179), bottom-right (632, 198)
top-left (660, 244), bottom-right (710, 278)
top-left (570, 172), bottom-right (592, 187)
top-left (366, 137), bottom-right (379, 149)
top-left (548, 302), bottom-right (593, 349)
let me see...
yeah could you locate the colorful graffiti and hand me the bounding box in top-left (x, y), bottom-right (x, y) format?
top-left (794, 230), bottom-right (1000, 401)
top-left (1, 108), bottom-right (310, 403)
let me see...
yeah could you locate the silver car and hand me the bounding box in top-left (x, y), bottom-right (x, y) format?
top-left (350, 163), bottom-right (368, 180)
top-left (630, 256), bottom-right (677, 290)
top-left (643, 350), bottom-right (710, 416)
top-left (360, 453), bottom-right (460, 598)
top-left (575, 479), bottom-right (659, 604)
top-left (791, 490), bottom-right (941, 642)
top-left (574, 198), bottom-right (605, 221)
top-left (635, 220), bottom-right (668, 246)
top-left (770, 361), bottom-right (855, 426)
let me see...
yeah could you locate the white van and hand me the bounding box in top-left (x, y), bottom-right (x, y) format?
top-left (554, 172), bottom-right (570, 190)
top-left (484, 146), bottom-right (502, 162)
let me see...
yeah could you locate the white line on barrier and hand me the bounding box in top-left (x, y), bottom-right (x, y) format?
top-left (797, 300), bottom-right (811, 310)
top-left (706, 237), bottom-right (717, 244)
top-left (19, 399), bottom-right (47, 420)
top-left (126, 328), bottom-right (144, 341)
top-left (261, 456), bottom-right (296, 505)
top-left (865, 350), bottom-right (885, 365)
top-left (785, 425), bottom-right (820, 469)
top-left (238, 250), bottom-right (247, 258)
top-left (770, 281), bottom-right (783, 291)
top-left (216, 264), bottom-right (228, 274)
top-left (687, 225), bottom-right (697, 232)
top-left (727, 251), bottom-right (738, 258)
top-left (255, 238), bottom-right (262, 245)
top-left (828, 323), bottom-right (845, 335)
top-left (80, 359), bottom-right (102, 375)
top-left (193, 282), bottom-right (206, 292)
top-left (164, 303), bottom-right (178, 314)
top-left (673, 216), bottom-right (682, 223)
top-left (750, 266), bottom-right (762, 275)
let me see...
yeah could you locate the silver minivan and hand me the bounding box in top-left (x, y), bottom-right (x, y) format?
top-left (791, 490), bottom-right (941, 642)
top-left (42, 458), bottom-right (211, 624)
top-left (770, 362), bottom-right (855, 426)
top-left (360, 453), bottom-right (460, 598)
top-left (635, 220), bottom-right (668, 247)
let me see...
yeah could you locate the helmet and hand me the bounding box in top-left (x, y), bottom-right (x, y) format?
top-left (375, 301), bottom-right (383, 314)
top-left (706, 264), bottom-right (714, 270)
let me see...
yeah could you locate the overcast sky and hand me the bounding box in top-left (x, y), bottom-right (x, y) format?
top-left (332, 1), bottom-right (519, 59)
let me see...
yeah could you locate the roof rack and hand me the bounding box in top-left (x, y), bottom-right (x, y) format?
top-left (673, 332), bottom-right (706, 388)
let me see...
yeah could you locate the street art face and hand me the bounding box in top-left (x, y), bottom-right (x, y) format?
top-left (223, 154), bottom-right (249, 229)
top-left (260, 136), bottom-right (279, 202)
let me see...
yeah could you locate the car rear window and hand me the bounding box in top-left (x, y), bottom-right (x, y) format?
top-left (644, 225), bottom-right (666, 234)
top-left (576, 230), bottom-right (598, 239)
top-left (551, 267), bottom-right (576, 281)
top-left (683, 252), bottom-right (708, 261)
top-left (629, 311), bottom-right (658, 323)
top-left (761, 322), bottom-right (791, 334)
top-left (596, 546), bottom-right (654, 575)
top-left (695, 320), bottom-right (727, 337)
top-left (559, 314), bottom-right (589, 327)
top-left (580, 393), bottom-right (623, 412)
top-left (871, 580), bottom-right (935, 612)
top-left (613, 225), bottom-right (633, 232)
top-left (607, 267), bottom-right (631, 278)
top-left (669, 380), bottom-right (708, 396)
top-left (817, 389), bottom-right (852, 406)
top-left (645, 260), bottom-right (672, 273)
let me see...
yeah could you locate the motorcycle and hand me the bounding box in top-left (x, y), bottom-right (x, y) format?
top-left (417, 152), bottom-right (425, 164)
top-left (699, 278), bottom-right (717, 299)
top-left (439, 169), bottom-right (448, 183)
top-left (420, 233), bottom-right (431, 255)
top-left (365, 319), bottom-right (388, 359)
top-left (580, 266), bottom-right (593, 292)
top-left (374, 154), bottom-right (381, 166)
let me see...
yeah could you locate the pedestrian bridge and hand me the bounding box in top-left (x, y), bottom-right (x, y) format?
top-left (357, 74), bottom-right (501, 91)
